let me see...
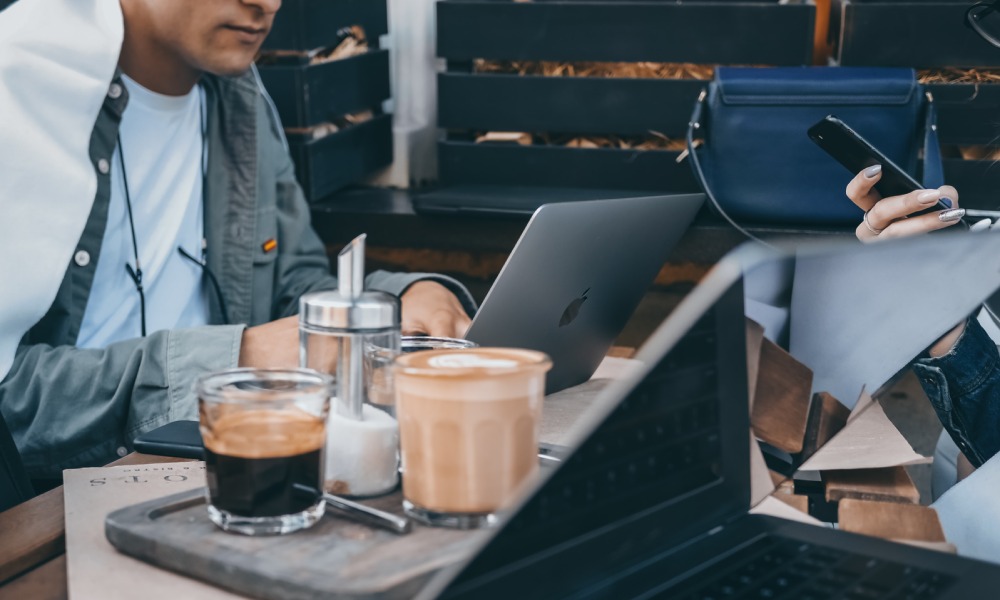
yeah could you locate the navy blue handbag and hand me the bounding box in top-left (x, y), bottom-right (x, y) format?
top-left (686, 67), bottom-right (943, 227)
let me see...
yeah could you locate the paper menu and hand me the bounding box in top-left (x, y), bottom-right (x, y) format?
top-left (64, 462), bottom-right (244, 600)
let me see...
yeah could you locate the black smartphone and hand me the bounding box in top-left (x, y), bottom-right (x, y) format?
top-left (132, 420), bottom-right (204, 459)
top-left (807, 114), bottom-right (953, 217)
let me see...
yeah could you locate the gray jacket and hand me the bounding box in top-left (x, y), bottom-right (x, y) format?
top-left (2, 70), bottom-right (473, 478)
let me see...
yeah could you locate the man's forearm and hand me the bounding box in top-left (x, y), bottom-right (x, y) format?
top-left (0, 325), bottom-right (244, 477)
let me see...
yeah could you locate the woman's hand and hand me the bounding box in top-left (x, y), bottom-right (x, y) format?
top-left (846, 165), bottom-right (964, 243)
top-left (847, 165), bottom-right (968, 356)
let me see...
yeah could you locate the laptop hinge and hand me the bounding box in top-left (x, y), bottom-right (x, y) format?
top-left (727, 511), bottom-right (748, 526)
top-left (612, 520), bottom-right (741, 595)
top-left (705, 512), bottom-right (747, 536)
top-left (696, 508), bottom-right (749, 542)
top-left (671, 521), bottom-right (728, 557)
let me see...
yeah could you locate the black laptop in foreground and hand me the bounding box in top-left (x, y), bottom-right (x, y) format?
top-left (417, 236), bottom-right (1000, 599)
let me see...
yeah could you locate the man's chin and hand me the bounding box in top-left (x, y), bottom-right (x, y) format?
top-left (204, 57), bottom-right (258, 79)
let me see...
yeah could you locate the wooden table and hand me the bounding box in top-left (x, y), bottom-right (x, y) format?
top-left (0, 366), bottom-right (621, 600)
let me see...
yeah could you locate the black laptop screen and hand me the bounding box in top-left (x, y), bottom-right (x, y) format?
top-left (440, 278), bottom-right (750, 598)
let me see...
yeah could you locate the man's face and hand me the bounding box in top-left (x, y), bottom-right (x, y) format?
top-left (135, 0), bottom-right (282, 77)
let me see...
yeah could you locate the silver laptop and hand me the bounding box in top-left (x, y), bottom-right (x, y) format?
top-left (464, 194), bottom-right (704, 393)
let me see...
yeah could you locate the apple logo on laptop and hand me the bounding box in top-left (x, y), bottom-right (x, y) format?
top-left (559, 288), bottom-right (590, 327)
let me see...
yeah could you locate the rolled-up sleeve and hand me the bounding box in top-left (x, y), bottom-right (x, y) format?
top-left (912, 316), bottom-right (1000, 467)
top-left (0, 324), bottom-right (244, 478)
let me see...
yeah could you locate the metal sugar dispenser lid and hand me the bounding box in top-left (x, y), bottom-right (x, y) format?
top-left (299, 234), bottom-right (400, 421)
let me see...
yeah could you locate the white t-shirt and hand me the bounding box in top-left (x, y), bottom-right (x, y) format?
top-left (77, 74), bottom-right (210, 348)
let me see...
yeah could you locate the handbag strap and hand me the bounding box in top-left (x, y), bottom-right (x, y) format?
top-left (688, 84), bottom-right (943, 247)
top-left (914, 91), bottom-right (1000, 333)
top-left (686, 89), bottom-right (776, 249)
top-left (687, 83), bottom-right (1000, 343)
top-left (921, 91), bottom-right (944, 189)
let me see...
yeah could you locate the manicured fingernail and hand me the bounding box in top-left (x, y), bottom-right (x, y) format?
top-left (971, 218), bottom-right (991, 232)
top-left (940, 197), bottom-right (953, 209)
top-left (939, 208), bottom-right (965, 222)
top-left (917, 190), bottom-right (941, 204)
top-left (864, 165), bottom-right (882, 178)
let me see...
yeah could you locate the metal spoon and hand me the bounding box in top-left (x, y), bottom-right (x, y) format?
top-left (293, 484), bottom-right (412, 534)
top-left (538, 453), bottom-right (562, 467)
top-left (323, 492), bottom-right (412, 535)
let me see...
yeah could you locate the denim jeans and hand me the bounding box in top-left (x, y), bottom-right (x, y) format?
top-left (912, 316), bottom-right (1000, 468)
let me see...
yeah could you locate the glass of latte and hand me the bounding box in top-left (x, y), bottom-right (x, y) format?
top-left (198, 369), bottom-right (332, 536)
top-left (393, 348), bottom-right (551, 529)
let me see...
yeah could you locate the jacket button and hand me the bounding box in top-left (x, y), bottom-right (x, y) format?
top-left (97, 158), bottom-right (110, 175)
top-left (74, 250), bottom-right (91, 267)
top-left (108, 83), bottom-right (123, 99)
top-left (116, 446), bottom-right (128, 457)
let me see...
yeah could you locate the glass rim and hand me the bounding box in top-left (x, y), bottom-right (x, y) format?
top-left (401, 335), bottom-right (480, 348)
top-left (196, 368), bottom-right (333, 404)
top-left (392, 347), bottom-right (552, 378)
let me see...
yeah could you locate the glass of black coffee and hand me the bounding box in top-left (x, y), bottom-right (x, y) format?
top-left (197, 369), bottom-right (332, 536)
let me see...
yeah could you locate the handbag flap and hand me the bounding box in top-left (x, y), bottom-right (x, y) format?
top-left (716, 67), bottom-right (918, 106)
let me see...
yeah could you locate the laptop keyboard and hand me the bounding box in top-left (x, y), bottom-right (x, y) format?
top-left (666, 536), bottom-right (954, 600)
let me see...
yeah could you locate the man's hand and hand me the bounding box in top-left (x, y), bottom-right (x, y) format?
top-left (238, 315), bottom-right (299, 368)
top-left (238, 281), bottom-right (471, 370)
top-left (400, 281), bottom-right (472, 338)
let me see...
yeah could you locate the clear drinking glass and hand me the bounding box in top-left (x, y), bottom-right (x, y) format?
top-left (393, 347), bottom-right (551, 529)
top-left (367, 337), bottom-right (480, 417)
top-left (198, 368), bottom-right (332, 536)
top-left (401, 336), bottom-right (479, 353)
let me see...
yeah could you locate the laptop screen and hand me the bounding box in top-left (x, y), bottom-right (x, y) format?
top-left (433, 271), bottom-right (750, 598)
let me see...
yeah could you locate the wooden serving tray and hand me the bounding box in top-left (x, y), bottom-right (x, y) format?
top-left (105, 488), bottom-right (483, 600)
top-left (103, 372), bottom-right (624, 599)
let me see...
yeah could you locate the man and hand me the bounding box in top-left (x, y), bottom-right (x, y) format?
top-left (0, 0), bottom-right (474, 480)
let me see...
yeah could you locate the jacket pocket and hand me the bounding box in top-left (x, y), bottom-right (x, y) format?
top-left (913, 363), bottom-right (953, 412)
